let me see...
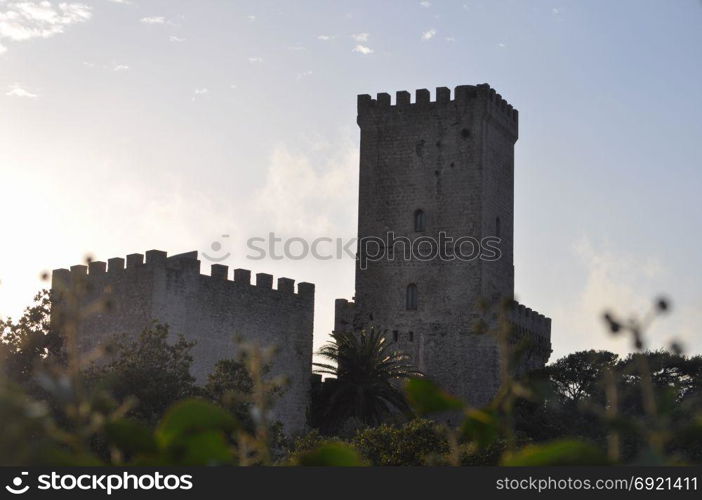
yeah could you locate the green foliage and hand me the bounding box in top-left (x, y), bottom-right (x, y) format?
top-left (502, 439), bottom-right (608, 466)
top-left (99, 399), bottom-right (242, 465)
top-left (156, 399), bottom-right (238, 448)
top-left (205, 358), bottom-right (255, 431)
top-left (460, 409), bottom-right (500, 449)
top-left (312, 328), bottom-right (421, 432)
top-left (152, 399), bottom-right (238, 465)
top-left (405, 378), bottom-right (463, 416)
top-left (519, 348), bottom-right (702, 463)
top-left (84, 323), bottom-right (197, 425)
top-left (0, 290), bottom-right (63, 386)
top-left (354, 419), bottom-right (448, 466)
top-left (104, 419), bottom-right (158, 456)
top-left (1, 289), bottom-right (701, 467)
top-left (290, 430), bottom-right (332, 453)
top-left (294, 442), bottom-right (365, 466)
top-left (459, 438), bottom-right (513, 466)
top-left (286, 430), bottom-right (345, 464)
top-left (0, 379), bottom-right (55, 465)
top-left (544, 350), bottom-right (619, 404)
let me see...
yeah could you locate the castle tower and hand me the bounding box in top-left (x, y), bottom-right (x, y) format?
top-left (335, 85), bottom-right (551, 408)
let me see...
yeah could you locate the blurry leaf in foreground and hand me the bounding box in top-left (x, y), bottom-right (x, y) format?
top-left (602, 312), bottom-right (621, 334)
top-left (502, 439), bottom-right (608, 466)
top-left (297, 443), bottom-right (365, 466)
top-left (655, 296), bottom-right (670, 313)
top-left (461, 409), bottom-right (499, 449)
top-left (405, 378), bottom-right (463, 415)
top-left (167, 430), bottom-right (233, 465)
top-left (155, 398), bottom-right (238, 448)
top-left (104, 419), bottom-right (158, 455)
top-left (41, 448), bottom-right (103, 466)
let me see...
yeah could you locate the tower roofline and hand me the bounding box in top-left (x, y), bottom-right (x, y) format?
top-left (357, 84), bottom-right (518, 123)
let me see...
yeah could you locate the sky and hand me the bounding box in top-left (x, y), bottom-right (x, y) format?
top-left (0, 0), bottom-right (701, 361)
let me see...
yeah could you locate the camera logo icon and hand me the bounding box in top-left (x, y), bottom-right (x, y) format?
top-left (5, 472), bottom-right (29, 494)
top-left (202, 234), bottom-right (231, 262)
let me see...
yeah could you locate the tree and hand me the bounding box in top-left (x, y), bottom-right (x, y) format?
top-left (514, 351), bottom-right (619, 446)
top-left (313, 328), bottom-right (421, 433)
top-left (617, 350), bottom-right (702, 411)
top-left (545, 350), bottom-right (619, 405)
top-left (205, 358), bottom-right (255, 431)
top-left (84, 323), bottom-right (197, 425)
top-left (0, 289), bottom-right (64, 387)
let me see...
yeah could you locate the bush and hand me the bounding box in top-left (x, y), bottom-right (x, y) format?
top-left (354, 419), bottom-right (448, 466)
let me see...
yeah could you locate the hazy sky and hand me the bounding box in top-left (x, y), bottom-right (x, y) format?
top-left (1, 0), bottom-right (700, 360)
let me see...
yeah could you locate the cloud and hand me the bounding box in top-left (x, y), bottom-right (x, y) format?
top-left (351, 32), bottom-right (368, 42)
top-left (420, 1), bottom-right (432, 7)
top-left (140, 16), bottom-right (165, 25)
top-left (107, 0), bottom-right (131, 4)
top-left (497, 42), bottom-right (506, 48)
top-left (169, 35), bottom-right (185, 42)
top-left (6, 84), bottom-right (38, 98)
top-left (191, 88), bottom-right (208, 101)
top-left (247, 15), bottom-right (255, 22)
top-left (0, 1), bottom-right (91, 45)
top-left (83, 61), bottom-right (130, 72)
top-left (247, 136), bottom-right (359, 354)
top-left (254, 139), bottom-right (357, 236)
top-left (421, 28), bottom-right (436, 40)
top-left (248, 56), bottom-right (263, 63)
top-left (445, 36), bottom-right (455, 42)
top-left (547, 237), bottom-right (687, 358)
top-left (296, 70), bottom-right (312, 80)
top-left (0, 42), bottom-right (6, 54)
top-left (352, 44), bottom-right (373, 55)
top-left (552, 8), bottom-right (561, 15)
top-left (316, 34), bottom-right (333, 41)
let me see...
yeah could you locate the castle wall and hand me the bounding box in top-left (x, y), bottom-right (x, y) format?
top-left (51, 250), bottom-right (314, 435)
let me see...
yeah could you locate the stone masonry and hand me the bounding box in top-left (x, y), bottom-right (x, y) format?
top-left (51, 250), bottom-right (314, 434)
top-left (334, 84), bottom-right (552, 410)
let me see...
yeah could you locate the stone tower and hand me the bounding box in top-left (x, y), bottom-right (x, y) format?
top-left (335, 84), bottom-right (551, 408)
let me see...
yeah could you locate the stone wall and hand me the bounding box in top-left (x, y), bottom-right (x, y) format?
top-left (51, 250), bottom-right (315, 435)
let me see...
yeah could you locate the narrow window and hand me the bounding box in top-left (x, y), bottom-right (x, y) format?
top-left (392, 330), bottom-right (399, 342)
top-left (409, 331), bottom-right (414, 342)
top-left (414, 209), bottom-right (425, 232)
top-left (496, 216), bottom-right (501, 238)
top-left (406, 283), bottom-right (418, 310)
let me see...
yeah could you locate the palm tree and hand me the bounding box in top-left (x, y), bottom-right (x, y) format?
top-left (313, 328), bottom-right (422, 432)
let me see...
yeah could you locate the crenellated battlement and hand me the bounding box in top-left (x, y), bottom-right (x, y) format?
top-left (52, 249), bottom-right (314, 298)
top-left (333, 298), bottom-right (357, 333)
top-left (357, 84), bottom-right (518, 125)
top-left (50, 249), bottom-right (315, 435)
top-left (508, 301), bottom-right (551, 340)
